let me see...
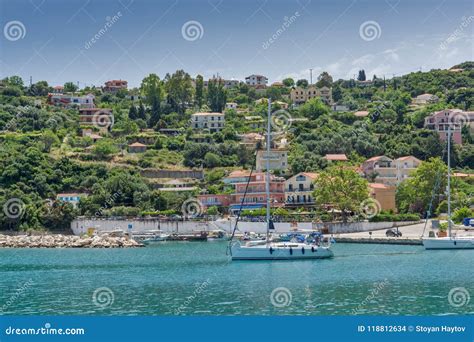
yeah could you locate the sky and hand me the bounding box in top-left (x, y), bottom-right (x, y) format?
top-left (0, 0), bottom-right (473, 88)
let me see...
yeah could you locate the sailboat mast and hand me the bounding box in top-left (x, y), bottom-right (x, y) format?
top-left (266, 98), bottom-right (271, 242)
top-left (447, 124), bottom-right (452, 238)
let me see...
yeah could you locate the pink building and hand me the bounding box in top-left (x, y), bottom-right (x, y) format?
top-left (424, 109), bottom-right (474, 144)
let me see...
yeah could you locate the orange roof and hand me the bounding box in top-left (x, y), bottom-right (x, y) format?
top-left (129, 142), bottom-right (146, 147)
top-left (369, 183), bottom-right (391, 189)
top-left (301, 172), bottom-right (319, 179)
top-left (365, 155), bottom-right (386, 162)
top-left (227, 170), bottom-right (251, 178)
top-left (325, 154), bottom-right (348, 161)
top-left (354, 110), bottom-right (369, 117)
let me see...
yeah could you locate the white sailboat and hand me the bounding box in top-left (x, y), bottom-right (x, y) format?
top-left (423, 125), bottom-right (474, 250)
top-left (229, 99), bottom-right (334, 260)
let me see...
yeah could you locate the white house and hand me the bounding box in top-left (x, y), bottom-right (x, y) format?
top-left (191, 112), bottom-right (225, 132)
top-left (285, 172), bottom-right (318, 207)
top-left (245, 74), bottom-right (268, 87)
top-left (256, 149), bottom-right (288, 171)
top-left (226, 102), bottom-right (238, 110)
top-left (413, 93), bottom-right (439, 105)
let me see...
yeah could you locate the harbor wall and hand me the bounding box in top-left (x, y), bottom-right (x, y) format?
top-left (70, 218), bottom-right (420, 235)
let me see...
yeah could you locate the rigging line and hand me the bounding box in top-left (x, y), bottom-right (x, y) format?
top-left (227, 164), bottom-right (255, 251)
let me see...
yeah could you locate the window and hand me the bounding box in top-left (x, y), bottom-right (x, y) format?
top-left (288, 184), bottom-right (293, 191)
top-left (299, 184), bottom-right (304, 191)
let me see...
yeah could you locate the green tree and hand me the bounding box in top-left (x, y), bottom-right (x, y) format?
top-left (396, 158), bottom-right (447, 214)
top-left (207, 79), bottom-right (226, 112)
top-left (64, 82), bottom-right (78, 93)
top-left (296, 79), bottom-right (308, 88)
top-left (282, 78), bottom-right (295, 87)
top-left (92, 139), bottom-right (118, 160)
top-left (165, 69), bottom-right (193, 114)
top-left (128, 104), bottom-right (138, 120)
top-left (316, 72), bottom-right (333, 88)
top-left (299, 98), bottom-right (330, 119)
top-left (195, 74), bottom-right (204, 108)
top-left (140, 74), bottom-right (163, 127)
top-left (313, 166), bottom-right (369, 222)
top-left (137, 101), bottom-right (147, 120)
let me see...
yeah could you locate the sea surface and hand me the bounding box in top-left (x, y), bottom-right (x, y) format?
top-left (0, 242), bottom-right (472, 315)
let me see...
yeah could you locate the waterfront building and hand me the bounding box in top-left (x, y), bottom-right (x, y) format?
top-left (368, 183), bottom-right (396, 211)
top-left (361, 155), bottom-right (421, 186)
top-left (256, 149), bottom-right (288, 171)
top-left (284, 172), bottom-right (318, 207)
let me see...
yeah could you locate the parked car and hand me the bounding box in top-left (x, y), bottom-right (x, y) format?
top-left (386, 228), bottom-right (402, 237)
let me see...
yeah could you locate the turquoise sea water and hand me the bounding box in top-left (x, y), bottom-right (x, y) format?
top-left (0, 242), bottom-right (472, 316)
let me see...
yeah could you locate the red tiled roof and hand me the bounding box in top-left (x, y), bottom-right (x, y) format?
top-left (129, 142), bottom-right (146, 147)
top-left (325, 154), bottom-right (348, 161)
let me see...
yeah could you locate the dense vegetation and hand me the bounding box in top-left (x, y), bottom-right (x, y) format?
top-left (0, 63), bottom-right (473, 231)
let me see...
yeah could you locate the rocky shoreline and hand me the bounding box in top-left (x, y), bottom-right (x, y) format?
top-left (0, 234), bottom-right (143, 248)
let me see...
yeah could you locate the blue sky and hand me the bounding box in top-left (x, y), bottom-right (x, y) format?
top-left (1, 0), bottom-right (473, 88)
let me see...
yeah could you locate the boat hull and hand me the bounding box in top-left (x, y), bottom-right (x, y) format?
top-left (422, 237), bottom-right (474, 250)
top-left (231, 242), bottom-right (333, 260)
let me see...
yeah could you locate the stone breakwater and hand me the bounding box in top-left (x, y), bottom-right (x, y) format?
top-left (0, 234), bottom-right (143, 248)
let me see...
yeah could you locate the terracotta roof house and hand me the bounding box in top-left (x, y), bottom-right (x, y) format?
top-left (325, 154), bottom-right (348, 161)
top-left (128, 142), bottom-right (147, 153)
